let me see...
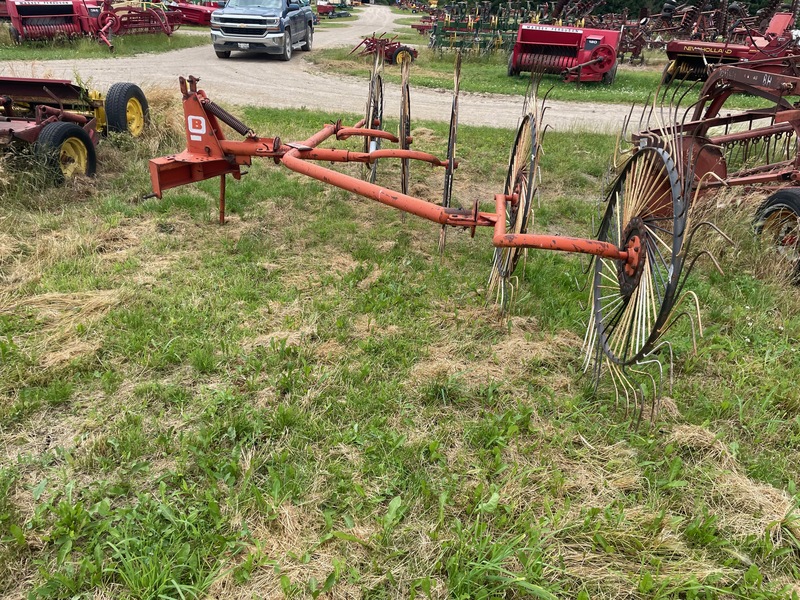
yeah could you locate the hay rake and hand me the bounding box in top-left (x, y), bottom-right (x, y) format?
top-left (148, 56), bottom-right (707, 415)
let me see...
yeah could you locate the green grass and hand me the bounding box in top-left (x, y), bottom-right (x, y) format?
top-left (309, 47), bottom-right (771, 109)
top-left (0, 29), bottom-right (209, 60)
top-left (1, 92), bottom-right (799, 599)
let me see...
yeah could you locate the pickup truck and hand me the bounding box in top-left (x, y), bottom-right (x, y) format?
top-left (210, 0), bottom-right (314, 60)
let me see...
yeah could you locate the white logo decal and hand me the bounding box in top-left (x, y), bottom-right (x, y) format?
top-left (188, 116), bottom-right (207, 141)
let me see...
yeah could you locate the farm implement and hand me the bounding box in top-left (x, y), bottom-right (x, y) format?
top-left (508, 23), bottom-right (621, 83)
top-left (350, 34), bottom-right (417, 65)
top-left (0, 77), bottom-right (148, 180)
top-left (637, 54), bottom-right (800, 283)
top-left (4, 0), bottom-right (182, 48)
top-left (147, 53), bottom-right (722, 414)
top-left (663, 12), bottom-right (797, 83)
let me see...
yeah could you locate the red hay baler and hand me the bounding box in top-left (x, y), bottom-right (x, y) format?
top-left (508, 23), bottom-right (622, 84)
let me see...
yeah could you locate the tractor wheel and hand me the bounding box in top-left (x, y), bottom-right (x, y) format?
top-left (753, 188), bottom-right (800, 284)
top-left (215, 50), bottom-right (232, 59)
top-left (35, 121), bottom-right (97, 182)
top-left (9, 25), bottom-right (21, 44)
top-left (301, 23), bottom-right (312, 51)
top-left (280, 30), bottom-right (292, 61)
top-left (392, 45), bottom-right (413, 64)
top-left (105, 82), bottom-right (149, 137)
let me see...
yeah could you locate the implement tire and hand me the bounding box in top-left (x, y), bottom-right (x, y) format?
top-left (105, 82), bottom-right (149, 137)
top-left (35, 121), bottom-right (97, 182)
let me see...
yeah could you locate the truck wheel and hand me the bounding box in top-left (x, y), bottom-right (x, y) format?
top-left (280, 29), bottom-right (292, 61)
top-left (105, 82), bottom-right (149, 137)
top-left (35, 121), bottom-right (97, 182)
top-left (301, 23), bottom-right (312, 51)
top-left (215, 50), bottom-right (231, 59)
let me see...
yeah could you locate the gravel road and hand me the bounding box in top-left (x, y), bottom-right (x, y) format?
top-left (1, 5), bottom-right (633, 131)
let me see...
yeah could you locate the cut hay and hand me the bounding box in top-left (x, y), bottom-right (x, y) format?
top-left (0, 290), bottom-right (121, 365)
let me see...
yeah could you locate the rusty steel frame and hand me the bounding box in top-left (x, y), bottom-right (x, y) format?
top-left (149, 75), bottom-right (635, 271)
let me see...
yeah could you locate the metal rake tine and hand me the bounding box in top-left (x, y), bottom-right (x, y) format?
top-left (645, 341), bottom-right (674, 394)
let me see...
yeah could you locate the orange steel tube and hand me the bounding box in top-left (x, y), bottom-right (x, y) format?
top-left (282, 150), bottom-right (458, 224)
top-left (300, 147), bottom-right (450, 167)
top-left (337, 127), bottom-right (400, 143)
top-left (491, 194), bottom-right (629, 260)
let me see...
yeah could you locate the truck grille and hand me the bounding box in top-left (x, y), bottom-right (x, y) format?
top-left (221, 26), bottom-right (268, 35)
top-left (217, 16), bottom-right (270, 25)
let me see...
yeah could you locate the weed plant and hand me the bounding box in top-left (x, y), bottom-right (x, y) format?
top-left (0, 93), bottom-right (799, 599)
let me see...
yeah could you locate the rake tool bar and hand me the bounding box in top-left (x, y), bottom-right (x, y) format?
top-left (148, 76), bottom-right (635, 269)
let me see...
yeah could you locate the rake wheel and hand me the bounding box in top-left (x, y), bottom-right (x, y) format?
top-left (754, 188), bottom-right (800, 284)
top-left (488, 109), bottom-right (540, 305)
top-left (400, 56), bottom-right (411, 195)
top-left (592, 145), bottom-right (687, 366)
top-left (439, 51), bottom-right (462, 254)
top-left (363, 60), bottom-right (384, 184)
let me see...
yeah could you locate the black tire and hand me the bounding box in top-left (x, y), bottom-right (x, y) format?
top-left (602, 63), bottom-right (617, 85)
top-left (507, 53), bottom-right (517, 77)
top-left (753, 189), bottom-right (800, 283)
top-left (35, 121), bottom-right (97, 182)
top-left (280, 29), bottom-right (292, 61)
top-left (9, 25), bottom-right (21, 44)
top-left (105, 82), bottom-right (149, 137)
top-left (391, 45), bottom-right (413, 64)
top-left (215, 50), bottom-right (231, 59)
top-left (301, 23), bottom-right (312, 51)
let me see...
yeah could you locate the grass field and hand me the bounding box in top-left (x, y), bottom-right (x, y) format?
top-left (308, 49), bottom-right (771, 110)
top-left (0, 28), bottom-right (209, 60)
top-left (1, 87), bottom-right (800, 599)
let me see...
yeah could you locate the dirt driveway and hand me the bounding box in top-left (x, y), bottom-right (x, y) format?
top-left (0, 5), bottom-right (633, 131)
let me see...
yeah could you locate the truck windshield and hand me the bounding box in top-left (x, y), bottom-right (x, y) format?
top-left (225, 0), bottom-right (282, 8)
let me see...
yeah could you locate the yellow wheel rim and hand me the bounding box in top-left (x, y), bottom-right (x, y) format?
top-left (126, 97), bottom-right (145, 137)
top-left (60, 137), bottom-right (88, 178)
top-left (396, 50), bottom-right (412, 65)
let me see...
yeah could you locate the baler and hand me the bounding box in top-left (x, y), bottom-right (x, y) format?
top-left (507, 23), bottom-right (621, 83)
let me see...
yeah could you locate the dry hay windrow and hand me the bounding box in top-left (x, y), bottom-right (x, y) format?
top-left (669, 423), bottom-right (800, 544)
top-left (0, 289), bottom-right (121, 366)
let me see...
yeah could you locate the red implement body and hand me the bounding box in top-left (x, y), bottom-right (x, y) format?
top-left (4, 0), bottom-right (102, 40)
top-left (4, 0), bottom-right (182, 45)
top-left (166, 1), bottom-right (219, 26)
top-left (508, 23), bottom-right (621, 83)
top-left (663, 12), bottom-right (796, 82)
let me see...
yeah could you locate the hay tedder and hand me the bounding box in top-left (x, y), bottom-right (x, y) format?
top-left (507, 23), bottom-right (621, 83)
top-left (1, 77), bottom-right (148, 180)
top-left (4, 0), bottom-right (182, 48)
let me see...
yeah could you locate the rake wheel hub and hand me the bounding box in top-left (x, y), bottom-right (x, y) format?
top-left (618, 218), bottom-right (646, 299)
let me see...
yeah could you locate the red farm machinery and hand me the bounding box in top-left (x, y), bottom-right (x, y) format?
top-left (507, 23), bottom-right (621, 83)
top-left (3, 0), bottom-right (182, 48)
top-left (663, 12), bottom-right (797, 83)
top-left (350, 34), bottom-right (418, 65)
top-left (0, 77), bottom-right (148, 180)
